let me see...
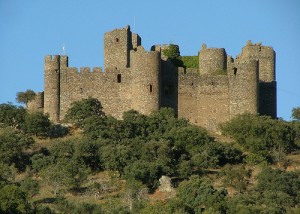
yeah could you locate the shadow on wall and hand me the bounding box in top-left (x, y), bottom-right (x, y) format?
top-left (160, 59), bottom-right (179, 116)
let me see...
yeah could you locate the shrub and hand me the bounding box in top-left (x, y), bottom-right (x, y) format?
top-left (64, 97), bottom-right (105, 128)
top-left (22, 112), bottom-right (51, 137)
top-left (0, 103), bottom-right (26, 129)
top-left (179, 56), bottom-right (198, 68)
top-left (16, 89), bottom-right (36, 105)
top-left (220, 114), bottom-right (298, 163)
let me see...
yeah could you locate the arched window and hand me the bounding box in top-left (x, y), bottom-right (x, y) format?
top-left (117, 74), bottom-right (121, 83)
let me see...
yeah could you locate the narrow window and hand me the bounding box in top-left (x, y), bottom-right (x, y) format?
top-left (233, 67), bottom-right (237, 76)
top-left (117, 74), bottom-right (121, 83)
top-left (149, 84), bottom-right (153, 93)
top-left (116, 38), bottom-right (119, 43)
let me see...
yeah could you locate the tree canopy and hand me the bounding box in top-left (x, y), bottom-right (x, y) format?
top-left (64, 97), bottom-right (105, 127)
top-left (16, 90), bottom-right (36, 105)
top-left (292, 107), bottom-right (300, 121)
top-left (0, 103), bottom-right (26, 129)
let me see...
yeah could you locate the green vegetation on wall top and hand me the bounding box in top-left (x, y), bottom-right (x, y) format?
top-left (162, 44), bottom-right (199, 69)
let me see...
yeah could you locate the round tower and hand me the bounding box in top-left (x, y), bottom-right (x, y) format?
top-left (229, 60), bottom-right (259, 118)
top-left (130, 46), bottom-right (161, 115)
top-left (199, 44), bottom-right (227, 75)
top-left (44, 55), bottom-right (60, 122)
top-left (240, 42), bottom-right (275, 82)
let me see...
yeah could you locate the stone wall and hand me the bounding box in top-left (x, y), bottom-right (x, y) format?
top-left (59, 65), bottom-right (133, 120)
top-left (178, 70), bottom-right (230, 131)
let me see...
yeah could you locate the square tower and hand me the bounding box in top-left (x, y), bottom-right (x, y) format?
top-left (104, 25), bottom-right (132, 69)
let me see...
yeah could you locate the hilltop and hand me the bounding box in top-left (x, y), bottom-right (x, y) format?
top-left (0, 99), bottom-right (300, 213)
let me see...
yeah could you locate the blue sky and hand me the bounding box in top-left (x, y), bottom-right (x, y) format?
top-left (0, 0), bottom-right (299, 120)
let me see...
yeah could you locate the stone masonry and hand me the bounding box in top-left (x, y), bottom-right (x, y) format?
top-left (29, 25), bottom-right (277, 131)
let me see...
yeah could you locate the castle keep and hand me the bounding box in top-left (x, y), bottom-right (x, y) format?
top-left (30, 25), bottom-right (277, 130)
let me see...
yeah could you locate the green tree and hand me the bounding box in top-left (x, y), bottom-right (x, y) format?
top-left (220, 164), bottom-right (251, 193)
top-left (124, 161), bottom-right (161, 190)
top-left (146, 107), bottom-right (179, 140)
top-left (20, 177), bottom-right (40, 200)
top-left (162, 44), bottom-right (180, 59)
top-left (22, 112), bottom-right (51, 137)
top-left (171, 125), bottom-right (213, 153)
top-left (101, 143), bottom-right (131, 174)
top-left (82, 115), bottom-right (117, 140)
top-left (49, 141), bottom-right (75, 160)
top-left (122, 110), bottom-right (148, 139)
top-left (42, 158), bottom-right (90, 194)
top-left (123, 179), bottom-right (147, 211)
top-left (74, 140), bottom-right (102, 171)
top-left (0, 162), bottom-right (16, 185)
top-left (16, 89), bottom-right (36, 105)
top-left (220, 114), bottom-right (298, 163)
top-left (227, 191), bottom-right (288, 214)
top-left (0, 128), bottom-right (34, 167)
top-left (140, 140), bottom-right (174, 175)
top-left (0, 103), bottom-right (26, 129)
top-left (176, 176), bottom-right (227, 213)
top-left (292, 107), bottom-right (300, 121)
top-left (256, 167), bottom-right (300, 201)
top-left (140, 199), bottom-right (187, 214)
top-left (64, 97), bottom-right (105, 127)
top-left (177, 159), bottom-right (193, 178)
top-left (162, 44), bottom-right (186, 67)
top-left (0, 185), bottom-right (32, 214)
top-left (30, 150), bottom-right (53, 173)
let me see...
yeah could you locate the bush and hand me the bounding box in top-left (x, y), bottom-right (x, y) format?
top-left (176, 176), bottom-right (227, 213)
top-left (257, 167), bottom-right (300, 200)
top-left (162, 44), bottom-right (180, 59)
top-left (48, 124), bottom-right (69, 138)
top-left (64, 97), bottom-right (105, 128)
top-left (0, 185), bottom-right (32, 213)
top-left (22, 112), bottom-right (51, 137)
top-left (220, 164), bottom-right (251, 193)
top-left (292, 107), bottom-right (300, 121)
top-left (179, 56), bottom-right (198, 68)
top-left (0, 128), bottom-right (34, 167)
top-left (220, 114), bottom-right (298, 163)
top-left (0, 103), bottom-right (26, 129)
top-left (16, 89), bottom-right (36, 105)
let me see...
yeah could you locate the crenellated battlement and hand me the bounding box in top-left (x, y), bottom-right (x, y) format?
top-left (45, 55), bottom-right (60, 62)
top-left (65, 67), bottom-right (103, 74)
top-left (38, 25), bottom-right (276, 130)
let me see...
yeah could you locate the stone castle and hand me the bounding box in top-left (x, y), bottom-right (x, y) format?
top-left (29, 25), bottom-right (276, 130)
